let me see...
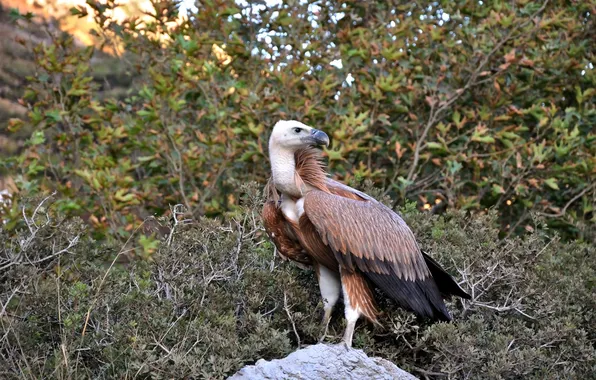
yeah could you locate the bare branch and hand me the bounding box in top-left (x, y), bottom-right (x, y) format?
top-left (166, 204), bottom-right (190, 246)
top-left (536, 184), bottom-right (595, 218)
top-left (407, 96), bottom-right (436, 181)
top-left (0, 286), bottom-right (20, 317)
top-left (82, 219), bottom-right (152, 337)
top-left (284, 291), bottom-right (301, 348)
top-left (31, 191), bottom-right (57, 227)
top-left (471, 301), bottom-right (537, 321)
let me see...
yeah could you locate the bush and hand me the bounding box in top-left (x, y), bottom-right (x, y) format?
top-left (1, 0), bottom-right (594, 241)
top-left (1, 187), bottom-right (593, 379)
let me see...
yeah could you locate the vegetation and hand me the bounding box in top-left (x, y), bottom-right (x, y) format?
top-left (0, 0), bottom-right (594, 241)
top-left (0, 1), bottom-right (594, 378)
top-left (1, 188), bottom-right (594, 379)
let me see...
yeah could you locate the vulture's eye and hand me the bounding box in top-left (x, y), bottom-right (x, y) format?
top-left (293, 127), bottom-right (302, 134)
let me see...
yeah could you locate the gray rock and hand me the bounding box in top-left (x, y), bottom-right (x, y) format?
top-left (229, 343), bottom-right (418, 380)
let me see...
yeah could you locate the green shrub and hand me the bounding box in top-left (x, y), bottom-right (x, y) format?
top-left (1, 0), bottom-right (594, 241)
top-left (1, 187), bottom-right (593, 379)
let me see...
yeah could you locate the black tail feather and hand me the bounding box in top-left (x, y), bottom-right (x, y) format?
top-left (421, 250), bottom-right (471, 300)
top-left (366, 272), bottom-right (452, 322)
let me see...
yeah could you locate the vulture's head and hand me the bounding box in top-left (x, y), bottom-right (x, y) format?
top-left (269, 120), bottom-right (330, 153)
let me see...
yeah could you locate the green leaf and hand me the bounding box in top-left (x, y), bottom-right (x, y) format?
top-left (46, 110), bottom-right (62, 122)
top-left (29, 131), bottom-right (45, 145)
top-left (137, 156), bottom-right (156, 163)
top-left (8, 8), bottom-right (22, 21)
top-left (114, 189), bottom-right (136, 203)
top-left (326, 149), bottom-right (343, 161)
top-left (7, 118), bottom-right (24, 132)
top-left (544, 178), bottom-right (559, 190)
top-left (278, 16), bottom-right (293, 27)
top-left (139, 234), bottom-right (160, 256)
top-left (492, 184), bottom-right (506, 195)
top-left (426, 142), bottom-right (443, 150)
top-left (472, 135), bottom-right (496, 144)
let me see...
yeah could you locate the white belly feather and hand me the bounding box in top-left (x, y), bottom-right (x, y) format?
top-left (281, 196), bottom-right (306, 223)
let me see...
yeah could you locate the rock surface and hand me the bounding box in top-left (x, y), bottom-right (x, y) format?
top-left (229, 343), bottom-right (418, 380)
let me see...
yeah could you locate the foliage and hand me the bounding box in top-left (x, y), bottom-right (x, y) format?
top-left (0, 0), bottom-right (594, 241)
top-left (1, 188), bottom-right (594, 379)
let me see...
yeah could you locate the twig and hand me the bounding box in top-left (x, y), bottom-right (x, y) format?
top-left (166, 204), bottom-right (190, 246)
top-left (535, 184), bottom-right (595, 218)
top-left (81, 220), bottom-right (150, 337)
top-left (60, 343), bottom-right (69, 368)
top-left (0, 236), bottom-right (79, 272)
top-left (157, 309), bottom-right (187, 344)
top-left (0, 286), bottom-right (20, 317)
top-left (31, 191), bottom-right (56, 226)
top-left (535, 236), bottom-right (558, 258)
top-left (21, 191), bottom-right (56, 235)
top-left (284, 291), bottom-right (301, 347)
top-left (270, 246), bottom-right (278, 272)
top-left (412, 366), bottom-right (447, 377)
top-left (407, 95), bottom-right (437, 181)
top-left (152, 339), bottom-right (172, 356)
top-left (471, 301), bottom-right (537, 321)
top-left (32, 237), bottom-right (80, 265)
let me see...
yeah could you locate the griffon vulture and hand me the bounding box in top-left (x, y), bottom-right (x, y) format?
top-left (262, 120), bottom-right (470, 347)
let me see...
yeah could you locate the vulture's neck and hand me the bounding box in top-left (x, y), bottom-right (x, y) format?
top-left (270, 147), bottom-right (328, 198)
top-left (270, 147), bottom-right (300, 197)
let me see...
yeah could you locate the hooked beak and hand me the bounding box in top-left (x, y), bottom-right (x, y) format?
top-left (308, 129), bottom-right (330, 147)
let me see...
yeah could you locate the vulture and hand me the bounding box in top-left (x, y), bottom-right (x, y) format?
top-left (262, 120), bottom-right (470, 348)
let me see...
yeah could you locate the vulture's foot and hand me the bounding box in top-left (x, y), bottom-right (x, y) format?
top-left (342, 320), bottom-right (355, 349)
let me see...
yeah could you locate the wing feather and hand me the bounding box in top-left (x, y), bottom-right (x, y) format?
top-left (304, 191), bottom-right (428, 279)
top-left (304, 190), bottom-right (452, 320)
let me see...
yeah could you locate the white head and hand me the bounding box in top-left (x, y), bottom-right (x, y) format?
top-left (268, 120), bottom-right (330, 196)
top-left (268, 120), bottom-right (330, 154)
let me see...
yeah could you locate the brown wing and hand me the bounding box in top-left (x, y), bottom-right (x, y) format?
top-left (303, 190), bottom-right (452, 321)
top-left (325, 178), bottom-right (371, 201)
top-left (262, 200), bottom-right (312, 268)
top-left (325, 178), bottom-right (470, 300)
top-left (296, 215), bottom-right (379, 323)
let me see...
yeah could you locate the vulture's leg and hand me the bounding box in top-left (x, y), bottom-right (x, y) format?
top-left (315, 264), bottom-right (341, 342)
top-left (339, 269), bottom-right (378, 349)
top-left (341, 293), bottom-right (360, 349)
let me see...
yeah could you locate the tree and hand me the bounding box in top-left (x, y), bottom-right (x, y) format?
top-left (1, 0), bottom-right (594, 241)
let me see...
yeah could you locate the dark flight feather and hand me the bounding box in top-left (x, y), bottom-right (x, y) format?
top-left (421, 250), bottom-right (471, 300)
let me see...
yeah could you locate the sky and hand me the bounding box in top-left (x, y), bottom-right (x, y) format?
top-left (179, 0), bottom-right (282, 14)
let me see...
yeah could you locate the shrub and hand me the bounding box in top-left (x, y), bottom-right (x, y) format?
top-left (1, 0), bottom-right (594, 241)
top-left (1, 186), bottom-right (593, 379)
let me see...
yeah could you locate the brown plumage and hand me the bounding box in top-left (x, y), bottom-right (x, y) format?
top-left (340, 269), bottom-right (379, 323)
top-left (262, 199), bottom-right (312, 268)
top-left (263, 121), bottom-right (470, 347)
top-left (293, 147), bottom-right (330, 193)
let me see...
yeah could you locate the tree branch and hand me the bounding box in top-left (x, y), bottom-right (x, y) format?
top-left (535, 184), bottom-right (595, 218)
top-left (405, 0), bottom-right (550, 182)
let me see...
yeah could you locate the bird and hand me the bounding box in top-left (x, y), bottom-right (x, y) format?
top-left (262, 120), bottom-right (471, 348)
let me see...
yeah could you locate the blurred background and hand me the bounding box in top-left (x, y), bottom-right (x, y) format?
top-left (0, 0), bottom-right (594, 243)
